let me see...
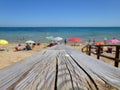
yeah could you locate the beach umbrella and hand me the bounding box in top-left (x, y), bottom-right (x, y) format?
top-left (25, 40), bottom-right (35, 44)
top-left (95, 41), bottom-right (105, 45)
top-left (68, 37), bottom-right (83, 42)
top-left (109, 38), bottom-right (120, 44)
top-left (0, 39), bottom-right (8, 45)
top-left (46, 36), bottom-right (54, 41)
top-left (53, 37), bottom-right (63, 41)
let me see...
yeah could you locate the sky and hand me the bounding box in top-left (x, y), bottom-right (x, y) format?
top-left (0, 0), bottom-right (120, 27)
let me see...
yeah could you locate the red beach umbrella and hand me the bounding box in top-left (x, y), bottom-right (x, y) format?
top-left (68, 37), bottom-right (83, 42)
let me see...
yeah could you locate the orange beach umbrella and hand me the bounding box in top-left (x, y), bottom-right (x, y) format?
top-left (95, 41), bottom-right (105, 45)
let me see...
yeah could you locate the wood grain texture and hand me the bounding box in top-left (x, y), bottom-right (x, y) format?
top-left (0, 45), bottom-right (120, 90)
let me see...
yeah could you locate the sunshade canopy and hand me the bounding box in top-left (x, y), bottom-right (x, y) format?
top-left (68, 37), bottom-right (83, 42)
top-left (95, 41), bottom-right (105, 45)
top-left (26, 40), bottom-right (35, 44)
top-left (109, 38), bottom-right (120, 44)
top-left (53, 37), bottom-right (63, 41)
top-left (0, 40), bottom-right (8, 45)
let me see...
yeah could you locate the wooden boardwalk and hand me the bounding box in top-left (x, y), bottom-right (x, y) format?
top-left (0, 45), bottom-right (120, 90)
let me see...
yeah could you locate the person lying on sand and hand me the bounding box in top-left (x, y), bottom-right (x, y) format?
top-left (15, 43), bottom-right (32, 51)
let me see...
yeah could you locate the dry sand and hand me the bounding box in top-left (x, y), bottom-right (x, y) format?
top-left (0, 43), bottom-right (45, 69)
top-left (0, 43), bottom-right (119, 70)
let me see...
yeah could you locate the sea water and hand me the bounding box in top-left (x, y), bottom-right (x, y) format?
top-left (0, 27), bottom-right (120, 43)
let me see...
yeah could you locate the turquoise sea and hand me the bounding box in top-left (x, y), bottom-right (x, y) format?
top-left (0, 27), bottom-right (120, 43)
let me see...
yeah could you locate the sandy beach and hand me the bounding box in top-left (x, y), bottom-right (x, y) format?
top-left (0, 43), bottom-right (45, 69)
top-left (0, 43), bottom-right (119, 70)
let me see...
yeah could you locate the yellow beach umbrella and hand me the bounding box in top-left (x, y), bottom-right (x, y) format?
top-left (0, 40), bottom-right (8, 45)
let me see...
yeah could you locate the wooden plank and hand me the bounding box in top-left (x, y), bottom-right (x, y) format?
top-left (0, 45), bottom-right (120, 90)
top-left (0, 50), bottom-right (47, 90)
top-left (0, 49), bottom-right (57, 90)
top-left (60, 45), bottom-right (120, 89)
top-left (57, 50), bottom-right (73, 90)
top-left (46, 45), bottom-right (120, 89)
top-left (14, 50), bottom-right (58, 90)
top-left (57, 49), bottom-right (107, 90)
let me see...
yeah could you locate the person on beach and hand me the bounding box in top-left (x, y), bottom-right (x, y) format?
top-left (25, 43), bottom-right (32, 50)
top-left (95, 47), bottom-right (103, 55)
top-left (14, 44), bottom-right (24, 51)
top-left (106, 47), bottom-right (112, 53)
top-left (36, 42), bottom-right (41, 46)
top-left (15, 47), bottom-right (23, 51)
top-left (32, 43), bottom-right (36, 48)
top-left (64, 38), bottom-right (67, 44)
top-left (88, 39), bottom-right (91, 44)
top-left (15, 43), bottom-right (32, 51)
top-left (93, 39), bottom-right (96, 45)
top-left (104, 37), bottom-right (107, 45)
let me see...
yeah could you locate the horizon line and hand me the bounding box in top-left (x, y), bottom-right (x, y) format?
top-left (0, 26), bottom-right (120, 28)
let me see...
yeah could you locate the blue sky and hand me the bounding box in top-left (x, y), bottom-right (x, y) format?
top-left (0, 0), bottom-right (120, 27)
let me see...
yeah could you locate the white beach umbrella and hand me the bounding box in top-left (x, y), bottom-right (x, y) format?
top-left (25, 40), bottom-right (35, 44)
top-left (54, 37), bottom-right (63, 41)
